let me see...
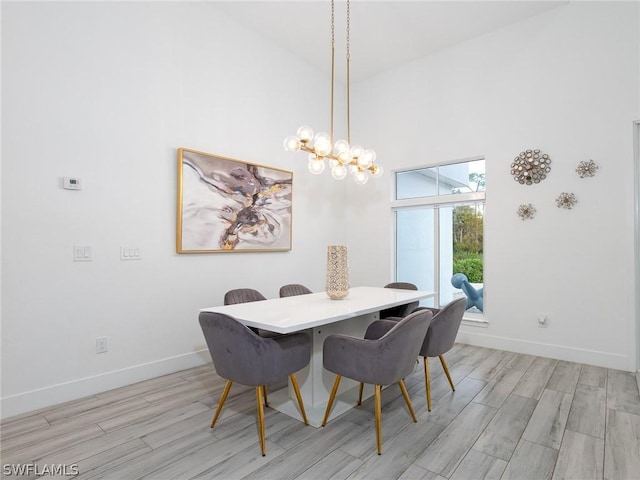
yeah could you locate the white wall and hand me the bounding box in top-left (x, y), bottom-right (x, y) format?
top-left (1, 2), bottom-right (347, 418)
top-left (346, 1), bottom-right (639, 371)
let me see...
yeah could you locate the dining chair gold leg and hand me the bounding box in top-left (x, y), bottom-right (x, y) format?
top-left (374, 385), bottom-right (382, 455)
top-left (256, 386), bottom-right (266, 456)
top-left (210, 379), bottom-right (232, 428)
top-left (262, 385), bottom-right (269, 407)
top-left (322, 375), bottom-right (342, 426)
top-left (398, 380), bottom-right (417, 422)
top-left (439, 355), bottom-right (455, 391)
top-left (358, 382), bottom-right (364, 405)
top-left (290, 374), bottom-right (309, 426)
top-left (424, 357), bottom-right (432, 411)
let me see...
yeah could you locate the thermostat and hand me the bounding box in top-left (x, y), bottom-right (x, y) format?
top-left (63, 177), bottom-right (82, 190)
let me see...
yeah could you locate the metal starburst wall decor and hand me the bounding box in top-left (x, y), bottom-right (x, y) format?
top-left (510, 149), bottom-right (551, 185)
top-left (517, 203), bottom-right (536, 220)
top-left (555, 192), bottom-right (577, 209)
top-left (576, 159), bottom-right (598, 178)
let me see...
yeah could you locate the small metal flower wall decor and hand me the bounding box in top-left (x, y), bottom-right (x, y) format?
top-left (576, 159), bottom-right (598, 178)
top-left (556, 192), bottom-right (577, 209)
top-left (510, 149), bottom-right (551, 185)
top-left (517, 203), bottom-right (536, 220)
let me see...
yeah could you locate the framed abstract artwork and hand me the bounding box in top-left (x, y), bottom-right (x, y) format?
top-left (177, 148), bottom-right (293, 253)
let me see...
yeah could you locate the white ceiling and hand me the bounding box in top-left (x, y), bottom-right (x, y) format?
top-left (213, 0), bottom-right (569, 82)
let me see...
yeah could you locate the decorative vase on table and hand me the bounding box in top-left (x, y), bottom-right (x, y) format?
top-left (326, 245), bottom-right (349, 300)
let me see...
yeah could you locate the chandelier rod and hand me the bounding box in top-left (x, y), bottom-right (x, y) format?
top-left (282, 0), bottom-right (382, 184)
top-left (330, 0), bottom-right (335, 144)
top-left (346, 0), bottom-right (351, 145)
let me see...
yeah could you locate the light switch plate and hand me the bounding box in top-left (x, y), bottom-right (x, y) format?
top-left (73, 245), bottom-right (92, 262)
top-left (120, 246), bottom-right (141, 261)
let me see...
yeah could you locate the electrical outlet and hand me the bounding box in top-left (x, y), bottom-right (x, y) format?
top-left (96, 337), bottom-right (108, 354)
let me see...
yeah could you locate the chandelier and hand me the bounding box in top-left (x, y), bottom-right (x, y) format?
top-left (283, 0), bottom-right (382, 185)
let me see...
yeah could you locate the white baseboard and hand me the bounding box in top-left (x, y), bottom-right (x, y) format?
top-left (2, 335), bottom-right (633, 420)
top-left (0, 350), bottom-right (210, 420)
top-left (457, 329), bottom-right (633, 372)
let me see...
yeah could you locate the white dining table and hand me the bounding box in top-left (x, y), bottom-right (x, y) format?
top-left (200, 286), bottom-right (436, 427)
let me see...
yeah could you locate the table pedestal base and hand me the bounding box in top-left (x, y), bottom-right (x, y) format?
top-left (269, 379), bottom-right (381, 428)
top-left (268, 312), bottom-right (379, 428)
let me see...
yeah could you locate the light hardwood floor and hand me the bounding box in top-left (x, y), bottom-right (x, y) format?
top-left (2, 344), bottom-right (640, 480)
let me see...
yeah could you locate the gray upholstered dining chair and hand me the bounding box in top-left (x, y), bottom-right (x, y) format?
top-left (224, 288), bottom-right (266, 305)
top-left (321, 309), bottom-right (433, 455)
top-left (199, 311), bottom-right (311, 456)
top-left (379, 282), bottom-right (420, 319)
top-left (224, 288), bottom-right (278, 338)
top-left (279, 284), bottom-right (313, 297)
top-left (418, 297), bottom-right (467, 411)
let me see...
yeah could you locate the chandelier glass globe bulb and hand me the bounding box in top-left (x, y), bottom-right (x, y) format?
top-left (371, 164), bottom-right (384, 177)
top-left (314, 143), bottom-right (331, 157)
top-left (357, 149), bottom-right (374, 169)
top-left (350, 145), bottom-right (364, 159)
top-left (283, 136), bottom-right (301, 152)
top-left (296, 126), bottom-right (314, 143)
top-left (331, 164), bottom-right (348, 180)
top-left (353, 170), bottom-right (369, 185)
top-left (333, 139), bottom-right (350, 154)
top-left (313, 132), bottom-right (332, 157)
top-left (308, 157), bottom-right (326, 175)
top-left (338, 149), bottom-right (353, 165)
top-left (314, 131), bottom-right (331, 144)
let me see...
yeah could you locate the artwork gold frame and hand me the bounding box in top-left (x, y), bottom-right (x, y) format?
top-left (177, 148), bottom-right (293, 253)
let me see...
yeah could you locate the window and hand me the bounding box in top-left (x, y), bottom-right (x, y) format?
top-left (396, 158), bottom-right (485, 200)
top-left (393, 158), bottom-right (485, 321)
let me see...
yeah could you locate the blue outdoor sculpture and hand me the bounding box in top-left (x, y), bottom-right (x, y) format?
top-left (451, 273), bottom-right (484, 313)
